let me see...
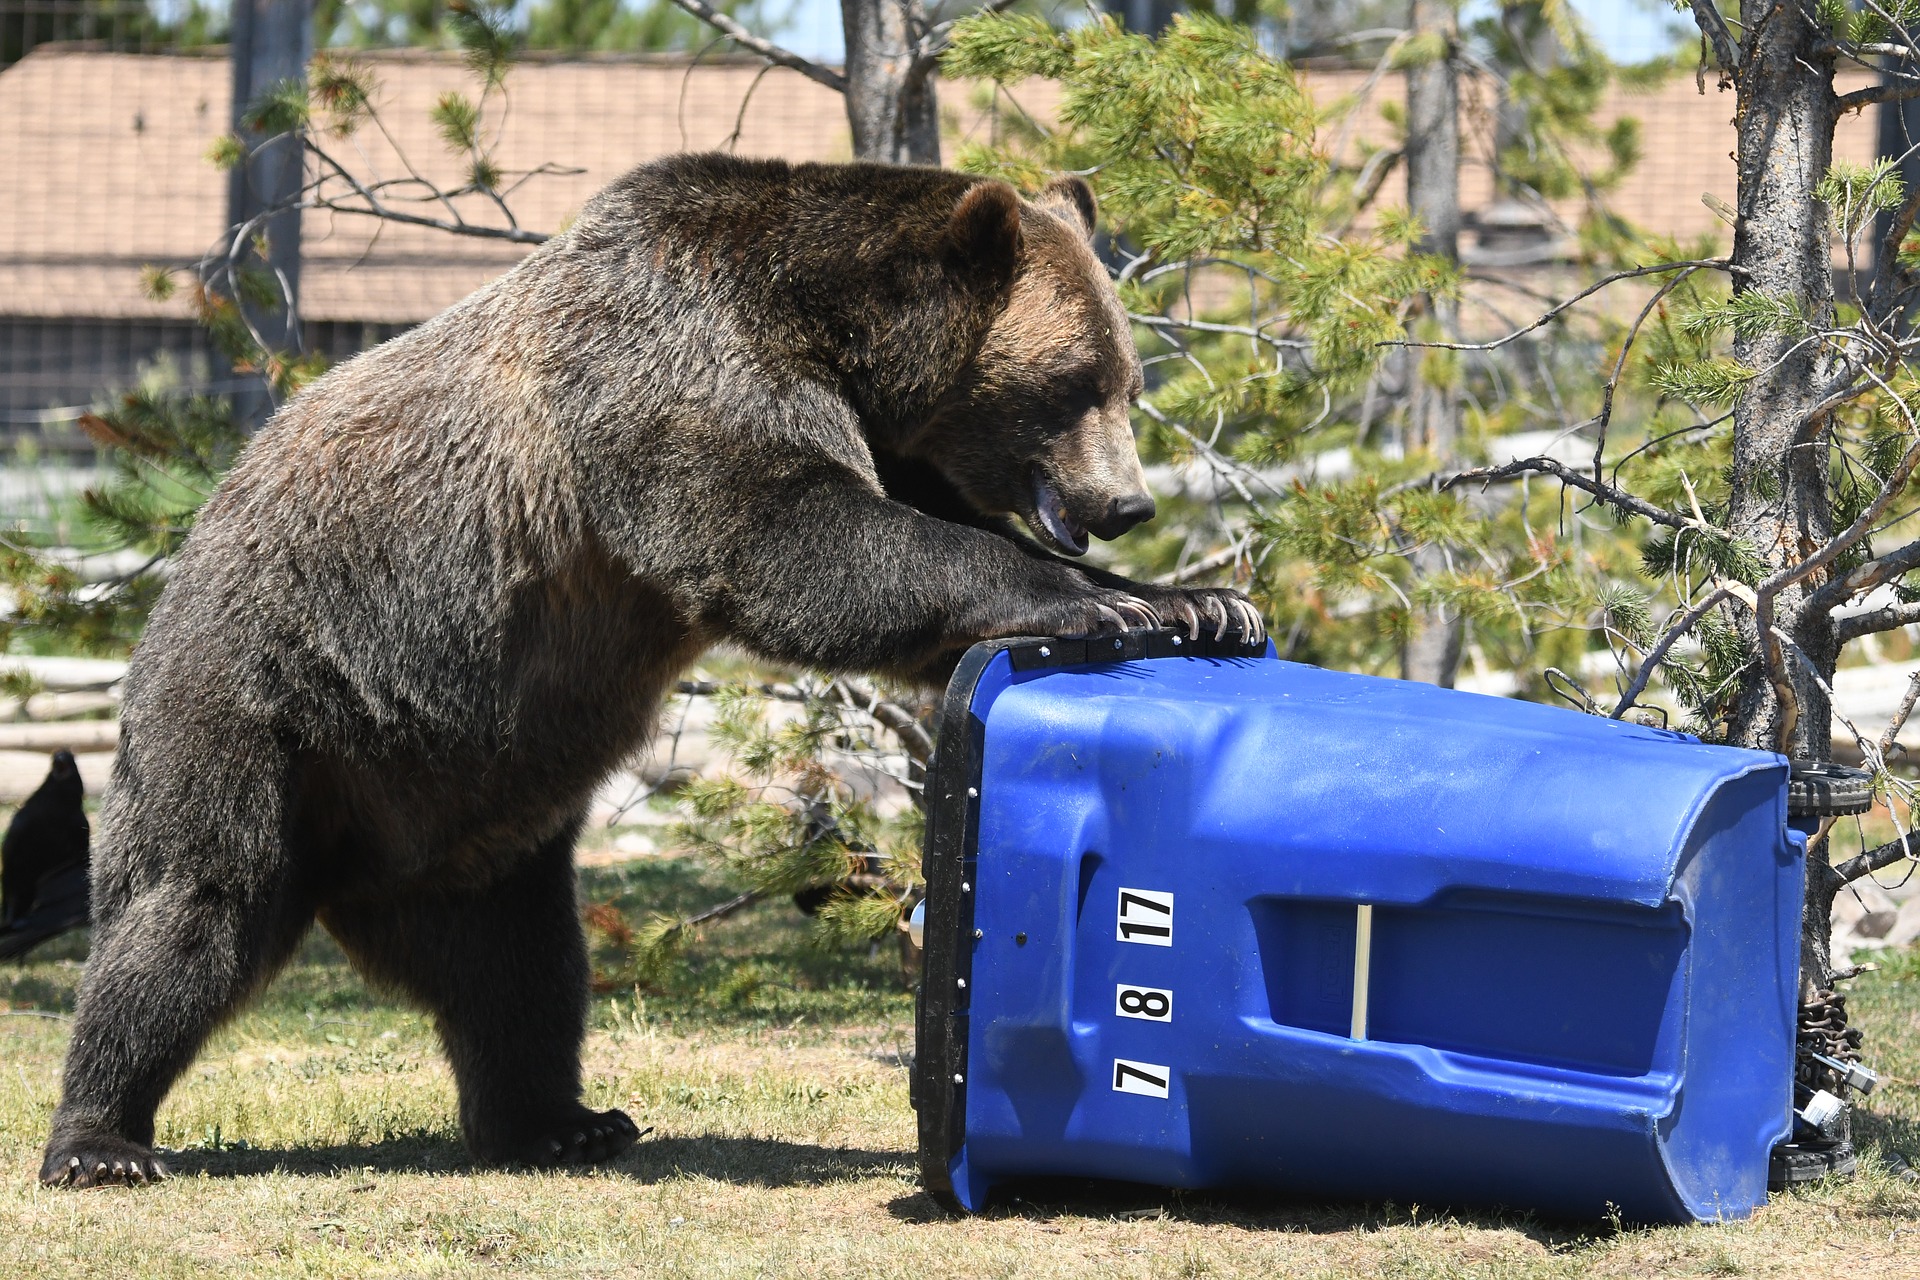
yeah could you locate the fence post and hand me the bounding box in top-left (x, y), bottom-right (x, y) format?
top-left (226, 0), bottom-right (309, 418)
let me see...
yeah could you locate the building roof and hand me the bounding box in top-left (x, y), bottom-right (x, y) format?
top-left (0, 45), bottom-right (1884, 327)
top-left (0, 46), bottom-right (861, 325)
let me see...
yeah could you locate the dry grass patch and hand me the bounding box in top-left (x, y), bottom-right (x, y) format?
top-left (1, 850), bottom-right (1918, 1277)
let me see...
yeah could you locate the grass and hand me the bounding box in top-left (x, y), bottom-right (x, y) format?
top-left (2, 836), bottom-right (1919, 1277)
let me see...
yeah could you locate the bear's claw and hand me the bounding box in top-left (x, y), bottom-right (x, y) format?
top-left (512, 1106), bottom-right (645, 1167)
top-left (40, 1133), bottom-right (170, 1188)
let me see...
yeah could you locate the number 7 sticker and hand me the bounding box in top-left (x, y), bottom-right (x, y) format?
top-left (1113, 1058), bottom-right (1171, 1098)
top-left (1116, 887), bottom-right (1173, 945)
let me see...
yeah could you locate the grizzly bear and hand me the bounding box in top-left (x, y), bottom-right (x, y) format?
top-left (40, 154), bottom-right (1262, 1186)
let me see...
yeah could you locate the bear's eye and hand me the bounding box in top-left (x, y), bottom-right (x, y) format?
top-left (1052, 369), bottom-right (1105, 413)
top-left (1051, 387), bottom-right (1103, 427)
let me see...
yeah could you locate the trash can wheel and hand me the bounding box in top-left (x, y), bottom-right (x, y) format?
top-left (1788, 760), bottom-right (1874, 818)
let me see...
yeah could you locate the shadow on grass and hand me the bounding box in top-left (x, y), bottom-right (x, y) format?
top-left (885, 1178), bottom-right (1624, 1250)
top-left (623, 1134), bottom-right (911, 1187)
top-left (172, 1132), bottom-right (911, 1189)
top-left (169, 1132), bottom-right (472, 1179)
top-left (1852, 1105), bottom-right (1920, 1160)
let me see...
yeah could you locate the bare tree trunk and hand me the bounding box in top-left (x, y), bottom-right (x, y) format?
top-left (1493, 1), bottom-right (1555, 195)
top-left (840, 0), bottom-right (940, 165)
top-left (1400, 0), bottom-right (1463, 686)
top-left (1719, 4), bottom-right (1840, 993)
top-left (1875, 63), bottom-right (1920, 281)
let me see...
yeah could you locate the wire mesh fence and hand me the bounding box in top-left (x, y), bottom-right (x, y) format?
top-left (0, 3), bottom-right (1885, 462)
top-left (0, 1), bottom-right (865, 456)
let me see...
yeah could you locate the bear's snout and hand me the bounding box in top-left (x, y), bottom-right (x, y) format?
top-left (1089, 491), bottom-right (1156, 541)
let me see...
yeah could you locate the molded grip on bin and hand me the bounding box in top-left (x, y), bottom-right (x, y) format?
top-left (1005, 626), bottom-right (1268, 673)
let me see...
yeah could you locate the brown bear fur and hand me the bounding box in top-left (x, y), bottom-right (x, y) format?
top-left (39, 154), bottom-right (1260, 1186)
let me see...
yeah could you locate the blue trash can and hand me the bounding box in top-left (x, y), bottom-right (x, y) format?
top-left (913, 633), bottom-right (1805, 1224)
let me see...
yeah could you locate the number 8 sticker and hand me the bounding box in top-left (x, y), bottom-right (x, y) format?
top-left (1115, 983), bottom-right (1173, 1022)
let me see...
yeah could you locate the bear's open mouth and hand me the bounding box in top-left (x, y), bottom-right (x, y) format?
top-left (1030, 468), bottom-right (1089, 556)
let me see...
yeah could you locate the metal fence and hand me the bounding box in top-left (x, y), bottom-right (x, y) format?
top-left (0, 0), bottom-right (863, 455)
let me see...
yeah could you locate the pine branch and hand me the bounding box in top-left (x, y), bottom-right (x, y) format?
top-left (664, 0), bottom-right (847, 93)
top-left (922, 0), bottom-right (1023, 67)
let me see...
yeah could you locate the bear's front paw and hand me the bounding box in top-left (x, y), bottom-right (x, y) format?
top-left (1038, 590), bottom-right (1161, 637)
top-left (1143, 587), bottom-right (1265, 644)
top-left (40, 1129), bottom-right (171, 1188)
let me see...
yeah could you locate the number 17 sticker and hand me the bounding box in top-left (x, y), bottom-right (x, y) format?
top-left (1116, 887), bottom-right (1173, 945)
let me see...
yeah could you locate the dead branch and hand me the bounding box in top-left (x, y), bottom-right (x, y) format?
top-left (1688, 0), bottom-right (1740, 73)
top-left (1384, 260), bottom-right (1731, 354)
top-left (1836, 600), bottom-right (1920, 644)
top-left (663, 0), bottom-right (848, 93)
top-left (305, 139), bottom-right (552, 243)
top-left (832, 677), bottom-right (933, 765)
top-left (1444, 456), bottom-right (1695, 531)
top-left (1839, 80), bottom-right (1920, 112)
top-left (682, 889), bottom-right (762, 928)
top-left (1808, 537), bottom-right (1920, 616)
top-left (672, 677), bottom-right (931, 766)
top-left (1610, 584), bottom-right (1735, 720)
top-left (1155, 538), bottom-right (1250, 586)
top-left (1882, 670), bottom-right (1920, 758)
top-left (1594, 265), bottom-right (1713, 483)
top-left (1832, 837), bottom-right (1913, 887)
top-left (1754, 429), bottom-right (1920, 626)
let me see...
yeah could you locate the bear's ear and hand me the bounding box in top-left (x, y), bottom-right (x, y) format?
top-left (1035, 175), bottom-right (1098, 241)
top-left (944, 181), bottom-right (1023, 277)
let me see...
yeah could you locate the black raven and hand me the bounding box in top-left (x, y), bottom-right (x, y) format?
top-left (0, 750), bottom-right (90, 959)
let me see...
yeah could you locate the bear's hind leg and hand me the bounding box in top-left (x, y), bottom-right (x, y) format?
top-left (320, 818), bottom-right (639, 1167)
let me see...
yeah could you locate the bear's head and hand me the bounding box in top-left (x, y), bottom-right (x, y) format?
top-left (915, 176), bottom-right (1155, 557)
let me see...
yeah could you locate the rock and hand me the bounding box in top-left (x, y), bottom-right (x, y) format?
top-left (613, 830), bottom-right (657, 856)
top-left (1886, 896), bottom-right (1920, 949)
top-left (1858, 909), bottom-right (1901, 940)
top-left (1836, 880), bottom-right (1899, 928)
top-left (1833, 928), bottom-right (1887, 967)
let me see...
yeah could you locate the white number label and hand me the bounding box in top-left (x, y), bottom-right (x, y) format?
top-left (1115, 984), bottom-right (1173, 1022)
top-left (1116, 887), bottom-right (1174, 946)
top-left (1112, 1058), bottom-right (1171, 1098)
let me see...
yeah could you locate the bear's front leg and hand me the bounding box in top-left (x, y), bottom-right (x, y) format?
top-left (657, 455), bottom-right (1179, 678)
